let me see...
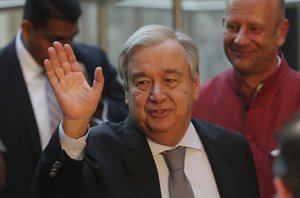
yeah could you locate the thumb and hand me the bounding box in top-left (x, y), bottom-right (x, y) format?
top-left (92, 67), bottom-right (104, 98)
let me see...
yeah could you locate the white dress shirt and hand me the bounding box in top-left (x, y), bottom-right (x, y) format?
top-left (16, 30), bottom-right (51, 149)
top-left (147, 123), bottom-right (220, 198)
top-left (60, 122), bottom-right (220, 198)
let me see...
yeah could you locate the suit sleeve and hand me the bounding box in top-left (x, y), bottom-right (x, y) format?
top-left (32, 130), bottom-right (84, 198)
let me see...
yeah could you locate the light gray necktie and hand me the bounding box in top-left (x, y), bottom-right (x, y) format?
top-left (45, 81), bottom-right (62, 133)
top-left (162, 146), bottom-right (195, 198)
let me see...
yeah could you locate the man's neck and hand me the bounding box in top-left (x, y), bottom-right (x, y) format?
top-left (236, 55), bottom-right (281, 99)
top-left (239, 76), bottom-right (264, 99)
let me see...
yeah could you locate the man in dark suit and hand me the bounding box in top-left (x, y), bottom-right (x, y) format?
top-left (33, 25), bottom-right (260, 198)
top-left (0, 0), bottom-right (128, 197)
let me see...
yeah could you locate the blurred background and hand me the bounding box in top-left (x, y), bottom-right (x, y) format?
top-left (0, 0), bottom-right (299, 82)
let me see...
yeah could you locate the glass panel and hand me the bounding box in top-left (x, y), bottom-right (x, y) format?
top-left (106, 0), bottom-right (173, 68)
top-left (181, 0), bottom-right (230, 81)
top-left (1, 0), bottom-right (300, 77)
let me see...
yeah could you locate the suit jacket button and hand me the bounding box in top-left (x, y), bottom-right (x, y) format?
top-left (49, 172), bottom-right (56, 178)
top-left (53, 161), bottom-right (61, 169)
top-left (54, 161), bottom-right (61, 166)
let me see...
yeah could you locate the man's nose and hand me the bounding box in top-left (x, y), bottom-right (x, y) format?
top-left (149, 83), bottom-right (167, 103)
top-left (234, 28), bottom-right (250, 46)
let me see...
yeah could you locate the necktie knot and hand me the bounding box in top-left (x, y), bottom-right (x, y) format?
top-left (162, 146), bottom-right (185, 172)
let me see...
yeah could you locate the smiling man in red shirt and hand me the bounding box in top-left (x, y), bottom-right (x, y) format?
top-left (193, 0), bottom-right (300, 198)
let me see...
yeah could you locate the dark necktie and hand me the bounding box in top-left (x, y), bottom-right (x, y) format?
top-left (162, 146), bottom-right (195, 198)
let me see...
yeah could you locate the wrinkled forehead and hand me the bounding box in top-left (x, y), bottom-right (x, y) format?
top-left (127, 41), bottom-right (190, 74)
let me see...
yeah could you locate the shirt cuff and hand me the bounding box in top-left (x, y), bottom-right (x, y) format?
top-left (58, 122), bottom-right (89, 160)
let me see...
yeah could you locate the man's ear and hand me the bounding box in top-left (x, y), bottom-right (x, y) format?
top-left (193, 76), bottom-right (200, 101)
top-left (222, 16), bottom-right (226, 27)
top-left (21, 20), bottom-right (33, 43)
top-left (276, 19), bottom-right (290, 47)
top-left (125, 91), bottom-right (128, 105)
top-left (274, 177), bottom-right (293, 198)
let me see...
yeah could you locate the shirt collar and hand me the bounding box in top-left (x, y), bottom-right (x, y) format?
top-left (231, 54), bottom-right (283, 101)
top-left (16, 29), bottom-right (44, 82)
top-left (147, 122), bottom-right (203, 156)
top-left (277, 55), bottom-right (282, 67)
top-left (252, 54), bottom-right (281, 98)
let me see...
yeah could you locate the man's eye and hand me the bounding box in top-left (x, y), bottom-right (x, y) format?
top-left (227, 24), bottom-right (239, 33)
top-left (165, 79), bottom-right (178, 88)
top-left (250, 27), bottom-right (262, 34)
top-left (135, 80), bottom-right (149, 90)
top-left (166, 79), bottom-right (176, 83)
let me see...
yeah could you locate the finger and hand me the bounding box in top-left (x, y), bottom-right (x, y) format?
top-left (44, 59), bottom-right (59, 87)
top-left (92, 67), bottom-right (105, 98)
top-left (48, 47), bottom-right (60, 68)
top-left (48, 47), bottom-right (64, 79)
top-left (44, 59), bottom-right (55, 79)
top-left (53, 42), bottom-right (72, 74)
top-left (50, 42), bottom-right (66, 79)
top-left (64, 44), bottom-right (81, 73)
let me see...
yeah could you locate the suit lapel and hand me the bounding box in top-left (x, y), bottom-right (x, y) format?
top-left (6, 40), bottom-right (42, 158)
top-left (192, 119), bottom-right (239, 198)
top-left (121, 117), bottom-right (162, 198)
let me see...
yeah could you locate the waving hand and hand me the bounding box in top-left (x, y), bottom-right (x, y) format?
top-left (44, 41), bottom-right (104, 138)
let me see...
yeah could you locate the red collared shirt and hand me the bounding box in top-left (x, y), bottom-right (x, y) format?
top-left (193, 54), bottom-right (300, 198)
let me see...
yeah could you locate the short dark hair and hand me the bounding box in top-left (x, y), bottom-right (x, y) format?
top-left (23, 0), bottom-right (82, 28)
top-left (274, 114), bottom-right (300, 198)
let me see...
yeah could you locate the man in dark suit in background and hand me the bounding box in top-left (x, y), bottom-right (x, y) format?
top-left (33, 25), bottom-right (260, 198)
top-left (0, 0), bottom-right (128, 197)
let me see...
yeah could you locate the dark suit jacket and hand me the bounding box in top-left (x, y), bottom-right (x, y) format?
top-left (0, 39), bottom-right (128, 198)
top-left (33, 117), bottom-right (260, 198)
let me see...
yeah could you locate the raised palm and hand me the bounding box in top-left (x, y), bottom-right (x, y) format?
top-left (44, 42), bottom-right (104, 137)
